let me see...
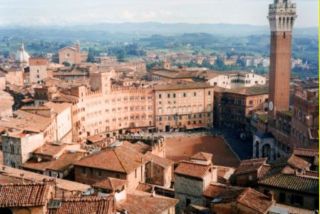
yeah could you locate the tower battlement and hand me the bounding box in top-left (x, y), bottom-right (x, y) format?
top-left (268, 0), bottom-right (297, 32)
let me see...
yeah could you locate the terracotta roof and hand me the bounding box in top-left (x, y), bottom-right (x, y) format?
top-left (47, 196), bottom-right (114, 214)
top-left (136, 183), bottom-right (153, 193)
top-left (29, 57), bottom-right (48, 66)
top-left (293, 148), bottom-right (318, 158)
top-left (203, 183), bottom-right (240, 199)
top-left (0, 110), bottom-right (52, 133)
top-left (217, 86), bottom-right (269, 96)
top-left (233, 158), bottom-right (268, 176)
top-left (122, 141), bottom-right (151, 154)
top-left (191, 152), bottom-right (213, 162)
top-left (116, 193), bottom-right (178, 214)
top-left (93, 177), bottom-right (127, 192)
top-left (74, 146), bottom-right (144, 173)
top-left (174, 161), bottom-right (212, 180)
top-left (258, 173), bottom-right (319, 195)
top-left (304, 170), bottom-right (319, 178)
top-left (0, 182), bottom-right (51, 207)
top-left (0, 164), bottom-right (90, 192)
top-left (52, 93), bottom-right (79, 103)
top-left (22, 151), bottom-right (84, 172)
top-left (33, 143), bottom-right (66, 158)
top-left (153, 82), bottom-right (213, 91)
top-left (44, 102), bottom-right (72, 114)
top-left (287, 154), bottom-right (311, 170)
top-left (203, 184), bottom-right (243, 202)
top-left (151, 69), bottom-right (197, 79)
top-left (236, 188), bottom-right (273, 214)
top-left (87, 134), bottom-right (106, 144)
top-left (144, 152), bottom-right (173, 168)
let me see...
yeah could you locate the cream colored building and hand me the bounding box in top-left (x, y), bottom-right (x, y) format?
top-left (29, 57), bottom-right (49, 84)
top-left (54, 70), bottom-right (154, 141)
top-left (0, 72), bottom-right (5, 90)
top-left (58, 43), bottom-right (88, 65)
top-left (0, 91), bottom-right (14, 119)
top-left (2, 132), bottom-right (44, 168)
top-left (206, 72), bottom-right (266, 89)
top-left (154, 82), bottom-right (214, 132)
top-left (4, 68), bottom-right (24, 86)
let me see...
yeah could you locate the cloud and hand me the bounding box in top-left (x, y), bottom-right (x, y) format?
top-left (0, 0), bottom-right (317, 27)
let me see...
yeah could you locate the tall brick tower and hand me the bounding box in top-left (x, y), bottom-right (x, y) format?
top-left (268, 0), bottom-right (297, 119)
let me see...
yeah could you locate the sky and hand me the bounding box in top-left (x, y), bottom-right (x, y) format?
top-left (0, 0), bottom-right (317, 27)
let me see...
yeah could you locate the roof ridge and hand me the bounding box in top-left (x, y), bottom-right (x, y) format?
top-left (113, 149), bottom-right (127, 173)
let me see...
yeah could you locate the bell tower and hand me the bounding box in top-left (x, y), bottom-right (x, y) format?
top-left (268, 0), bottom-right (297, 118)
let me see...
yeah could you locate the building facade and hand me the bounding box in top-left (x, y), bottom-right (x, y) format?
top-left (29, 57), bottom-right (49, 84)
top-left (58, 44), bottom-right (88, 65)
top-left (154, 83), bottom-right (214, 132)
top-left (268, 0), bottom-right (296, 118)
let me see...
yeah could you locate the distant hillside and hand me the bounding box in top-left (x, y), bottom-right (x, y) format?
top-left (0, 22), bottom-right (317, 42)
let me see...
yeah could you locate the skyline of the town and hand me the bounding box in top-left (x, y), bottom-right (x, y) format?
top-left (0, 0), bottom-right (318, 27)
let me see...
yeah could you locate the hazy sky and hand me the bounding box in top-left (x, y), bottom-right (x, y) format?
top-left (0, 0), bottom-right (317, 27)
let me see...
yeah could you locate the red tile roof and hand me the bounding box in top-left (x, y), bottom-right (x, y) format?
top-left (93, 177), bottom-right (127, 192)
top-left (33, 143), bottom-right (66, 158)
top-left (116, 193), bottom-right (178, 214)
top-left (174, 161), bottom-right (212, 180)
top-left (293, 148), bottom-right (318, 158)
top-left (203, 183), bottom-right (242, 199)
top-left (236, 188), bottom-right (273, 214)
top-left (258, 173), bottom-right (319, 195)
top-left (191, 152), bottom-right (213, 162)
top-left (122, 141), bottom-right (151, 154)
top-left (47, 196), bottom-right (114, 214)
top-left (29, 57), bottom-right (48, 66)
top-left (234, 158), bottom-right (268, 176)
top-left (144, 152), bottom-right (173, 168)
top-left (74, 146), bottom-right (144, 173)
top-left (0, 182), bottom-right (51, 208)
top-left (287, 154), bottom-right (311, 170)
top-left (22, 152), bottom-right (84, 172)
top-left (136, 183), bottom-right (153, 193)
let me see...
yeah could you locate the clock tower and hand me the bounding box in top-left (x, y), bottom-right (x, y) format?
top-left (268, 0), bottom-right (297, 119)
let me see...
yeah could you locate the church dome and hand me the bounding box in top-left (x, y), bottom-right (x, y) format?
top-left (15, 43), bottom-right (30, 63)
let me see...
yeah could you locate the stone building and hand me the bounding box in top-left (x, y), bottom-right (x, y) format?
top-left (231, 158), bottom-right (270, 187)
top-left (3, 68), bottom-right (24, 86)
top-left (208, 187), bottom-right (274, 214)
top-left (214, 86), bottom-right (268, 133)
top-left (21, 102), bottom-right (73, 143)
top-left (0, 101), bottom-right (73, 168)
top-left (0, 72), bottom-right (5, 90)
top-left (29, 57), bottom-right (49, 84)
top-left (267, 0), bottom-right (296, 119)
top-left (0, 91), bottom-right (14, 119)
top-left (2, 131), bottom-right (45, 168)
top-left (58, 43), bottom-right (88, 65)
top-left (150, 68), bottom-right (266, 89)
top-left (22, 143), bottom-right (84, 179)
top-left (290, 83), bottom-right (318, 148)
top-left (154, 82), bottom-right (214, 132)
top-left (74, 145), bottom-right (145, 190)
top-left (205, 71), bottom-right (266, 89)
top-left (258, 172), bottom-right (318, 210)
top-left (0, 164), bottom-right (91, 198)
top-left (174, 152), bottom-right (217, 212)
top-left (53, 70), bottom-right (154, 141)
top-left (0, 182), bottom-right (55, 214)
top-left (144, 152), bottom-right (174, 188)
